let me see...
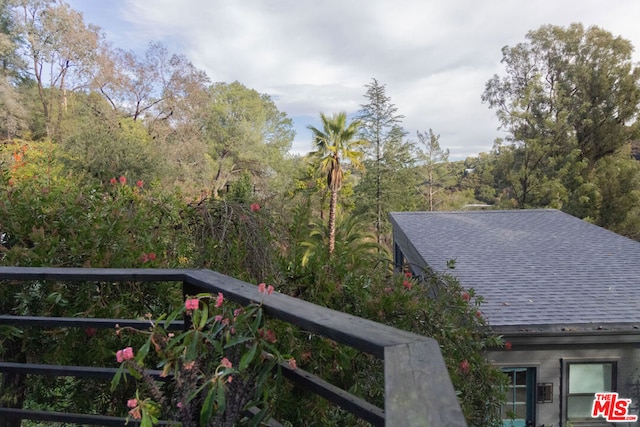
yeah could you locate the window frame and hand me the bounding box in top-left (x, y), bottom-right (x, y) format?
top-left (564, 359), bottom-right (617, 423)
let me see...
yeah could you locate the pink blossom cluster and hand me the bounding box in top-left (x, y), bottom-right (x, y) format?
top-left (258, 328), bottom-right (277, 344)
top-left (257, 283), bottom-right (274, 295)
top-left (288, 358), bottom-right (297, 370)
top-left (116, 347), bottom-right (134, 363)
top-left (250, 203), bottom-right (260, 212)
top-left (185, 298), bottom-right (199, 311)
top-left (215, 292), bottom-right (224, 308)
top-left (220, 357), bottom-right (232, 369)
top-left (108, 176), bottom-right (144, 188)
top-left (139, 252), bottom-right (157, 263)
top-left (109, 176), bottom-right (127, 185)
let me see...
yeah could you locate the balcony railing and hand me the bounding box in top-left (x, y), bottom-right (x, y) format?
top-left (0, 267), bottom-right (466, 426)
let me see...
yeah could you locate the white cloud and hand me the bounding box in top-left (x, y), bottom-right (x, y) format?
top-left (68, 0), bottom-right (640, 158)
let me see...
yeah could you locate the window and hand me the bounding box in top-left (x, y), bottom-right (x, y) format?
top-left (567, 362), bottom-right (616, 420)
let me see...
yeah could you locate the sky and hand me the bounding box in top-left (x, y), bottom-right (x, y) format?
top-left (66, 0), bottom-right (640, 159)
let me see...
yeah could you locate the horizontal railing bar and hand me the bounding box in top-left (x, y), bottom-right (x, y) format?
top-left (0, 266), bottom-right (188, 282)
top-left (0, 315), bottom-right (184, 330)
top-left (0, 362), bottom-right (166, 381)
top-left (184, 269), bottom-right (428, 359)
top-left (0, 267), bottom-right (433, 359)
top-left (278, 361), bottom-right (384, 426)
top-left (0, 407), bottom-right (173, 426)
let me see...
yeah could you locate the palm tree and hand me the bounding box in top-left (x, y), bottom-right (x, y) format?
top-left (308, 112), bottom-right (366, 255)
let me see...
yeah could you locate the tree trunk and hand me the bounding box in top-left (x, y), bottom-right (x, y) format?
top-left (328, 189), bottom-right (338, 255)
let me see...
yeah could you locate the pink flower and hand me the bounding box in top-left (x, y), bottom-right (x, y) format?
top-left (109, 177), bottom-right (117, 185)
top-left (185, 298), bottom-right (199, 311)
top-left (127, 399), bottom-right (137, 408)
top-left (265, 329), bottom-right (276, 343)
top-left (233, 308), bottom-right (243, 317)
top-left (220, 357), bottom-right (232, 369)
top-left (136, 180), bottom-right (144, 188)
top-left (404, 271), bottom-right (412, 278)
top-left (129, 407), bottom-right (141, 419)
top-left (259, 329), bottom-right (277, 343)
top-left (462, 292), bottom-right (470, 302)
top-left (116, 347), bottom-right (134, 363)
top-left (177, 402), bottom-right (183, 409)
top-left (122, 347), bottom-right (134, 360)
top-left (402, 280), bottom-right (412, 290)
top-left (505, 341), bottom-right (512, 350)
top-left (250, 203), bottom-right (260, 212)
top-left (139, 253), bottom-right (149, 263)
top-left (288, 358), bottom-right (297, 370)
top-left (258, 283), bottom-right (274, 295)
top-left (148, 252), bottom-right (156, 261)
top-left (214, 314), bottom-right (223, 323)
top-left (118, 175), bottom-right (126, 185)
top-left (215, 292), bottom-right (224, 308)
top-left (459, 359), bottom-right (470, 374)
top-left (475, 310), bottom-right (483, 318)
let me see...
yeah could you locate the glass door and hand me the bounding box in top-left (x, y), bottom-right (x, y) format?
top-left (502, 367), bottom-right (536, 427)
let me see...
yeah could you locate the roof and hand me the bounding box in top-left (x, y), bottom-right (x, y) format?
top-left (389, 209), bottom-right (640, 332)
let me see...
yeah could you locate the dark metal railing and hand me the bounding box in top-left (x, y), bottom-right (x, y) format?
top-left (0, 267), bottom-right (466, 426)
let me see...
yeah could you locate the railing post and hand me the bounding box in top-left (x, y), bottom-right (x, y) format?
top-left (384, 339), bottom-right (467, 427)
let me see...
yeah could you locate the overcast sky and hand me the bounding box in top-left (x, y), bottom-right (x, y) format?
top-left (67, 0), bottom-right (640, 159)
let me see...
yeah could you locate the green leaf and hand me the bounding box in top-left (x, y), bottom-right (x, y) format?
top-left (248, 407), bottom-right (268, 427)
top-left (141, 412), bottom-right (154, 427)
top-left (199, 303), bottom-right (209, 329)
top-left (163, 308), bottom-right (181, 329)
top-left (239, 342), bottom-right (258, 371)
top-left (137, 338), bottom-right (151, 363)
top-left (126, 364), bottom-right (142, 380)
top-left (186, 330), bottom-right (199, 360)
top-left (224, 335), bottom-right (253, 349)
top-left (110, 365), bottom-right (123, 391)
top-left (200, 384), bottom-right (217, 425)
top-left (250, 308), bottom-right (263, 333)
top-left (215, 379), bottom-right (226, 414)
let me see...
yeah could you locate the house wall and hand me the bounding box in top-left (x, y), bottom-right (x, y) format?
top-left (487, 344), bottom-right (640, 427)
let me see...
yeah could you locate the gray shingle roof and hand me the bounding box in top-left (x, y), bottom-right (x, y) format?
top-left (390, 209), bottom-right (640, 330)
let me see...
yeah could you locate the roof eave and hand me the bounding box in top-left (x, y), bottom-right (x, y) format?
top-left (491, 323), bottom-right (640, 346)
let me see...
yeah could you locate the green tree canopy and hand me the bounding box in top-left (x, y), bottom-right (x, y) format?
top-left (482, 23), bottom-right (640, 211)
top-left (203, 81), bottom-right (295, 198)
